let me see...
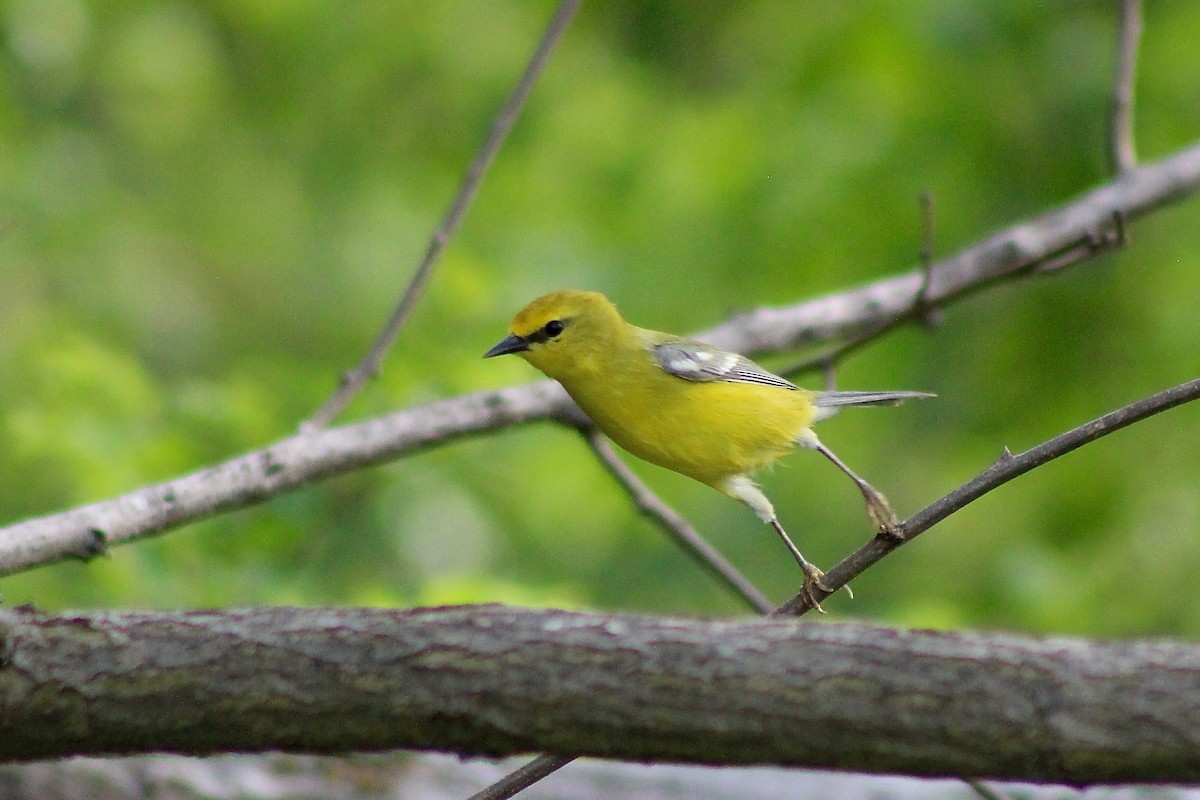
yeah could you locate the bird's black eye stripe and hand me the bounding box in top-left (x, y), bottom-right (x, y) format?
top-left (527, 319), bottom-right (567, 343)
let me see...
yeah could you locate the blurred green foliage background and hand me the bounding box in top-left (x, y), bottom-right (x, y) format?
top-left (0, 1), bottom-right (1197, 637)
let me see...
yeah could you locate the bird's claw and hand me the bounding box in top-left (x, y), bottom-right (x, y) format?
top-left (801, 564), bottom-right (852, 613)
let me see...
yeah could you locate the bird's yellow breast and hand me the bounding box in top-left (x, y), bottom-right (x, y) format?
top-left (558, 356), bottom-right (817, 487)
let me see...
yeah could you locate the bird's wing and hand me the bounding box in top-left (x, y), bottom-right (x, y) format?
top-left (652, 339), bottom-right (798, 390)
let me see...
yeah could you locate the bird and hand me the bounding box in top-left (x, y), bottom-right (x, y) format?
top-left (484, 290), bottom-right (932, 608)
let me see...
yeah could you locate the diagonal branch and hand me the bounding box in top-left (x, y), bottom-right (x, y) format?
top-left (2, 143), bottom-right (1200, 578)
top-left (304, 0), bottom-right (583, 430)
top-left (704, 140), bottom-right (1199, 358)
top-left (468, 755), bottom-right (574, 800)
top-left (779, 377), bottom-right (1200, 615)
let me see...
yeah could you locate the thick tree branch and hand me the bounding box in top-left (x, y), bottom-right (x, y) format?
top-left (2, 142), bottom-right (1199, 578)
top-left (3, 604), bottom-right (1200, 785)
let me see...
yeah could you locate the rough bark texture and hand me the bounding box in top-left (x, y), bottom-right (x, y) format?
top-left (1, 604), bottom-right (1198, 784)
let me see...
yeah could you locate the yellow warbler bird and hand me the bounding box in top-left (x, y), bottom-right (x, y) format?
top-left (485, 290), bottom-right (931, 606)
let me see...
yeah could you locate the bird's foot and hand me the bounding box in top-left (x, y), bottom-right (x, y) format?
top-left (801, 563), bottom-right (852, 613)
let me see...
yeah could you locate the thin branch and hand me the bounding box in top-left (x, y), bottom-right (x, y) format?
top-left (779, 377), bottom-right (1200, 614)
top-left (304, 0), bottom-right (583, 431)
top-left (467, 755), bottom-right (574, 800)
top-left (777, 203), bottom-right (1126, 380)
top-left (707, 137), bottom-right (1200, 362)
top-left (963, 778), bottom-right (1014, 800)
top-left (914, 190), bottom-right (943, 326)
top-left (3, 142), bottom-right (1200, 579)
top-left (1109, 0), bottom-right (1143, 176)
top-left (919, 190), bottom-right (936, 275)
top-left (584, 429), bottom-right (775, 615)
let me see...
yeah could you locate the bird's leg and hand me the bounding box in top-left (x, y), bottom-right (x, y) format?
top-left (810, 438), bottom-right (901, 539)
top-left (768, 518), bottom-right (851, 612)
top-left (718, 475), bottom-right (850, 611)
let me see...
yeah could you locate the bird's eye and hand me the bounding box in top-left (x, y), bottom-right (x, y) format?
top-left (543, 320), bottom-right (565, 337)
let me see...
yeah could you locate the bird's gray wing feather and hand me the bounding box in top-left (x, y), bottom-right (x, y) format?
top-left (653, 340), bottom-right (797, 390)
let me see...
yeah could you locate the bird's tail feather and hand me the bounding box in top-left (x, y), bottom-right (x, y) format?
top-left (812, 390), bottom-right (934, 422)
top-left (814, 390), bottom-right (935, 407)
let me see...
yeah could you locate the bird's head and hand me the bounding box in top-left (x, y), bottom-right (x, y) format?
top-left (484, 290), bottom-right (626, 379)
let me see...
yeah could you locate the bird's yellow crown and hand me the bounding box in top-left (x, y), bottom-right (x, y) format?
top-left (508, 290), bottom-right (612, 337)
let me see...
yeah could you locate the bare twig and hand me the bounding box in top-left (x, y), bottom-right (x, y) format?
top-left (819, 359), bottom-right (837, 392)
top-left (919, 190), bottom-right (935, 275)
top-left (914, 190), bottom-right (943, 326)
top-left (1109, 0), bottom-right (1143, 176)
top-left (963, 777), bottom-right (1014, 800)
top-left (708, 138), bottom-right (1200, 362)
top-left (584, 429), bottom-right (774, 615)
top-left (779, 317), bottom-right (902, 383)
top-left (778, 207), bottom-right (1127, 380)
top-left (304, 0), bottom-right (583, 431)
top-left (779, 377), bottom-right (1200, 614)
top-left (467, 755), bottom-right (574, 800)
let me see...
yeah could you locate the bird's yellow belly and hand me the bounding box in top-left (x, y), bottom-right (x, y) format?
top-left (567, 378), bottom-right (816, 486)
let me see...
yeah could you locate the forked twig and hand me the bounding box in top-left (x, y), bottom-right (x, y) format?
top-left (776, 211), bottom-right (1128, 381)
top-left (305, 0), bottom-right (584, 430)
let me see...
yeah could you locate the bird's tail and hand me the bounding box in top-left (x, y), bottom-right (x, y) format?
top-left (812, 390), bottom-right (935, 422)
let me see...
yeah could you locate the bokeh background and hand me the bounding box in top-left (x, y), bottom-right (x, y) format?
top-left (1, 1), bottom-right (1197, 637)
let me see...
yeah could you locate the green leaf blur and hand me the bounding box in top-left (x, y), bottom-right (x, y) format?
top-left (1, 1), bottom-right (1197, 636)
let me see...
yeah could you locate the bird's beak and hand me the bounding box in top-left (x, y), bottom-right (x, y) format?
top-left (483, 333), bottom-right (530, 358)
